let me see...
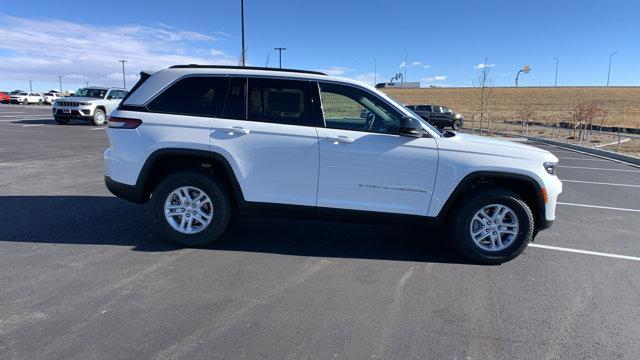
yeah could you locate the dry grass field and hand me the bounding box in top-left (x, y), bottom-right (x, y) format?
top-left (382, 86), bottom-right (640, 129)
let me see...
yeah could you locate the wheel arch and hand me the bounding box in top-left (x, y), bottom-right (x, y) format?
top-left (437, 171), bottom-right (546, 229)
top-left (136, 148), bottom-right (245, 205)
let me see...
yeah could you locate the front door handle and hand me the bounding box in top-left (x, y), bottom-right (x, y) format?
top-left (325, 135), bottom-right (354, 144)
top-left (218, 126), bottom-right (250, 135)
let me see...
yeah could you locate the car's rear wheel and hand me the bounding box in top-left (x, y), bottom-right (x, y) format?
top-left (92, 108), bottom-right (106, 126)
top-left (152, 171), bottom-right (231, 247)
top-left (451, 189), bottom-right (534, 264)
top-left (54, 116), bottom-right (70, 125)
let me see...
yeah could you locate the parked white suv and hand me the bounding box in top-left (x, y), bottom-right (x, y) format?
top-left (52, 86), bottom-right (127, 125)
top-left (104, 65), bottom-right (562, 264)
top-left (10, 92), bottom-right (44, 105)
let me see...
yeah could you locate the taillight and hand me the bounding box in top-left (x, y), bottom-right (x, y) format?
top-left (108, 116), bottom-right (142, 129)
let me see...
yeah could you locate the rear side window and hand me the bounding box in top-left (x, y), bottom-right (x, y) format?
top-left (148, 76), bottom-right (229, 117)
top-left (247, 78), bottom-right (311, 126)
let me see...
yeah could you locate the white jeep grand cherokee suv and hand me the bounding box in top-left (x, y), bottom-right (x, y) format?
top-left (104, 65), bottom-right (562, 264)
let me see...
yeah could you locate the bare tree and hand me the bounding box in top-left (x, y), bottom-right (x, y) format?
top-left (516, 103), bottom-right (538, 133)
top-left (474, 58), bottom-right (493, 134)
top-left (570, 101), bottom-right (603, 141)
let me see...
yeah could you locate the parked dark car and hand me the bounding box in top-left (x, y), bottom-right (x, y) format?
top-left (406, 104), bottom-right (464, 130)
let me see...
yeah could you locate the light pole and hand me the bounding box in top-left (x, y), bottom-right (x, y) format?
top-left (607, 50), bottom-right (619, 87)
top-left (119, 59), bottom-right (127, 89)
top-left (274, 47), bottom-right (286, 68)
top-left (29, 80), bottom-right (33, 92)
top-left (515, 65), bottom-right (531, 87)
top-left (240, 0), bottom-right (246, 66)
top-left (553, 57), bottom-right (559, 87)
top-left (403, 54), bottom-right (408, 85)
top-left (86, 81), bottom-right (89, 87)
top-left (58, 75), bottom-right (62, 93)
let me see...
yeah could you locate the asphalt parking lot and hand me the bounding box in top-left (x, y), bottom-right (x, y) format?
top-left (1, 103), bottom-right (639, 359)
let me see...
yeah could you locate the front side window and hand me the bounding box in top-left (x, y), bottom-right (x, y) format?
top-left (247, 78), bottom-right (310, 126)
top-left (319, 82), bottom-right (402, 134)
top-left (432, 106), bottom-right (443, 114)
top-left (148, 76), bottom-right (228, 117)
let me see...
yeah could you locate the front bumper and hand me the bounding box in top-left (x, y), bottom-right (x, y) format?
top-left (52, 107), bottom-right (93, 119)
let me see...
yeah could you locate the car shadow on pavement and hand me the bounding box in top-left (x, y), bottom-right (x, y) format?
top-left (0, 195), bottom-right (471, 264)
top-left (12, 119), bottom-right (92, 126)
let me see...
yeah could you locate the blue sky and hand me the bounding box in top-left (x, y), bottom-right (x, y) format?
top-left (0, 0), bottom-right (638, 92)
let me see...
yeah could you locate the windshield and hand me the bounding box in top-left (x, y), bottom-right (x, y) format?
top-left (74, 88), bottom-right (107, 99)
top-left (17, 92), bottom-right (28, 96)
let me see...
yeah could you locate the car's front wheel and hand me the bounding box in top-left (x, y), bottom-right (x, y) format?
top-left (92, 108), bottom-right (107, 126)
top-left (451, 189), bottom-right (534, 264)
top-left (54, 116), bottom-right (70, 125)
top-left (452, 120), bottom-right (462, 130)
top-left (152, 171), bottom-right (231, 247)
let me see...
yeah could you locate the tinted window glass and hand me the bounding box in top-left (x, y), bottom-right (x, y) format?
top-left (319, 82), bottom-right (402, 134)
top-left (416, 105), bottom-right (431, 111)
top-left (432, 106), bottom-right (443, 114)
top-left (248, 78), bottom-right (310, 126)
top-left (117, 90), bottom-right (127, 99)
top-left (149, 77), bottom-right (229, 117)
top-left (223, 77), bottom-right (246, 120)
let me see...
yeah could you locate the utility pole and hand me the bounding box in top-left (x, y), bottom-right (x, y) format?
top-left (28, 80), bottom-right (33, 92)
top-left (118, 60), bottom-right (127, 89)
top-left (553, 57), bottom-right (559, 87)
top-left (403, 54), bottom-right (408, 85)
top-left (240, 0), bottom-right (246, 66)
top-left (86, 81), bottom-right (89, 87)
top-left (374, 57), bottom-right (377, 86)
top-left (274, 47), bottom-right (286, 68)
top-left (607, 50), bottom-right (619, 87)
top-left (58, 75), bottom-right (62, 93)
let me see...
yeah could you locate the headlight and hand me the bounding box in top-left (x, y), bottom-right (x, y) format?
top-left (455, 113), bottom-right (463, 119)
top-left (544, 162), bottom-right (557, 175)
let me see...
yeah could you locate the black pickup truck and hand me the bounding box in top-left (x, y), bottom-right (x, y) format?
top-left (406, 104), bottom-right (464, 130)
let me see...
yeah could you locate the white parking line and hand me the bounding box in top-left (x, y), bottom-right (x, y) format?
top-left (558, 165), bottom-right (640, 173)
top-left (90, 127), bottom-right (107, 131)
top-left (21, 124), bottom-right (44, 127)
top-left (561, 179), bottom-right (640, 188)
top-left (557, 157), bottom-right (608, 162)
top-left (0, 114), bottom-right (48, 117)
top-left (529, 243), bottom-right (640, 262)
top-left (558, 202), bottom-right (640, 213)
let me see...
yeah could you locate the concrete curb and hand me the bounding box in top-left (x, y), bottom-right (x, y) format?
top-left (492, 131), bottom-right (640, 168)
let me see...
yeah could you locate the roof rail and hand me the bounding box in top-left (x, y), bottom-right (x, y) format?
top-left (169, 64), bottom-right (326, 76)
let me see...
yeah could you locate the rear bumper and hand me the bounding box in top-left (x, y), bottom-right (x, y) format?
top-left (105, 175), bottom-right (146, 204)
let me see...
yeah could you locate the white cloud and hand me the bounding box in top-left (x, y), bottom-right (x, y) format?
top-left (353, 72), bottom-right (378, 85)
top-left (421, 75), bottom-right (447, 82)
top-left (423, 64), bottom-right (432, 69)
top-left (474, 63), bottom-right (496, 69)
top-left (411, 61), bottom-right (422, 66)
top-left (0, 15), bottom-right (235, 88)
top-left (318, 66), bottom-right (351, 76)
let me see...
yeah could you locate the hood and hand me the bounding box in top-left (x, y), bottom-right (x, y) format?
top-left (57, 96), bottom-right (101, 102)
top-left (442, 132), bottom-right (558, 162)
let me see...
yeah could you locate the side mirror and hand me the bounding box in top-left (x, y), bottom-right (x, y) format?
top-left (400, 116), bottom-right (424, 138)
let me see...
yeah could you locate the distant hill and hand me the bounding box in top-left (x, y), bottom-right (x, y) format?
top-left (382, 86), bottom-right (640, 129)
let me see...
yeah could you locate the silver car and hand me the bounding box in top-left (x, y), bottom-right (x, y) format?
top-left (52, 87), bottom-right (128, 125)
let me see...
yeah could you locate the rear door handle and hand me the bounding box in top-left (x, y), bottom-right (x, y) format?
top-left (218, 126), bottom-right (250, 135)
top-left (325, 135), bottom-right (354, 144)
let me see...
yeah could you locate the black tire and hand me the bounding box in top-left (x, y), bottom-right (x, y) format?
top-left (452, 120), bottom-right (461, 130)
top-left (451, 189), bottom-right (534, 264)
top-left (151, 170), bottom-right (231, 247)
top-left (54, 116), bottom-right (70, 125)
top-left (92, 108), bottom-right (107, 126)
